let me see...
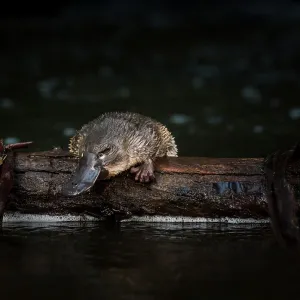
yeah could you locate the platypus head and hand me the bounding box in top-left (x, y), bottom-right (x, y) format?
top-left (61, 133), bottom-right (128, 196)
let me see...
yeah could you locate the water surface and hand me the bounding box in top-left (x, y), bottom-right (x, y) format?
top-left (0, 222), bottom-right (299, 300)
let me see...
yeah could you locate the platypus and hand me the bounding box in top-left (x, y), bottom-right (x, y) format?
top-left (61, 112), bottom-right (178, 196)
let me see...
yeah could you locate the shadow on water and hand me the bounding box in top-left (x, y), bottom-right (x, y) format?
top-left (0, 222), bottom-right (300, 300)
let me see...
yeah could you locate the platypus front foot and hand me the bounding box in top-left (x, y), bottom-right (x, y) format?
top-left (130, 159), bottom-right (155, 183)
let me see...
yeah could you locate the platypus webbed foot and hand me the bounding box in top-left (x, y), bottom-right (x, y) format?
top-left (130, 159), bottom-right (155, 183)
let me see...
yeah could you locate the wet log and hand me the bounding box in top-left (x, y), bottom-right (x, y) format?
top-left (4, 149), bottom-right (300, 222)
top-left (0, 141), bottom-right (33, 223)
top-left (0, 153), bottom-right (14, 223)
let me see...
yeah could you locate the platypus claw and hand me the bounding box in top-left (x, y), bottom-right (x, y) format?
top-left (130, 161), bottom-right (155, 183)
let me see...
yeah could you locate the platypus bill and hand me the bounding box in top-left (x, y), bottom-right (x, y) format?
top-left (61, 111), bottom-right (178, 196)
top-left (61, 152), bottom-right (103, 196)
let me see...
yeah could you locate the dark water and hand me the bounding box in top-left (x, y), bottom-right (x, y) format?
top-left (0, 222), bottom-right (299, 300)
top-left (2, 5), bottom-right (300, 298)
top-left (1, 17), bottom-right (300, 157)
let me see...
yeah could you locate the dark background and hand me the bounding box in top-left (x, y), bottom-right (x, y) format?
top-left (1, 0), bottom-right (300, 157)
top-left (2, 3), bottom-right (300, 299)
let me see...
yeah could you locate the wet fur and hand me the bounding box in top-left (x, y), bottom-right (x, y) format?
top-left (69, 112), bottom-right (178, 180)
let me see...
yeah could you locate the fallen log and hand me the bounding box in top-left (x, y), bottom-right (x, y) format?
top-left (0, 140), bottom-right (33, 223)
top-left (0, 153), bottom-right (13, 223)
top-left (3, 148), bottom-right (300, 222)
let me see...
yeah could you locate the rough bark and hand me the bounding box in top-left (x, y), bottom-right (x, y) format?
top-left (0, 153), bottom-right (14, 223)
top-left (5, 149), bottom-right (300, 221)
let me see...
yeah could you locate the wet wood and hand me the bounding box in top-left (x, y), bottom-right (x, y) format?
top-left (0, 141), bottom-right (33, 223)
top-left (264, 144), bottom-right (300, 247)
top-left (5, 149), bottom-right (300, 221)
top-left (0, 154), bottom-right (14, 223)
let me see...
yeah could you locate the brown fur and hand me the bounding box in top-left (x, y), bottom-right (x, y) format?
top-left (68, 112), bottom-right (178, 178)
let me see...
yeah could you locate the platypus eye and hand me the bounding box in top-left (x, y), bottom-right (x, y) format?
top-left (98, 153), bottom-right (105, 159)
top-left (98, 147), bottom-right (110, 159)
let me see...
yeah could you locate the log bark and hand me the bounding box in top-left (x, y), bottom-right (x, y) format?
top-left (0, 153), bottom-right (14, 223)
top-left (5, 149), bottom-right (300, 221)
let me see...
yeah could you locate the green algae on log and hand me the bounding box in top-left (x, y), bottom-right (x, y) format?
top-left (6, 149), bottom-right (300, 221)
